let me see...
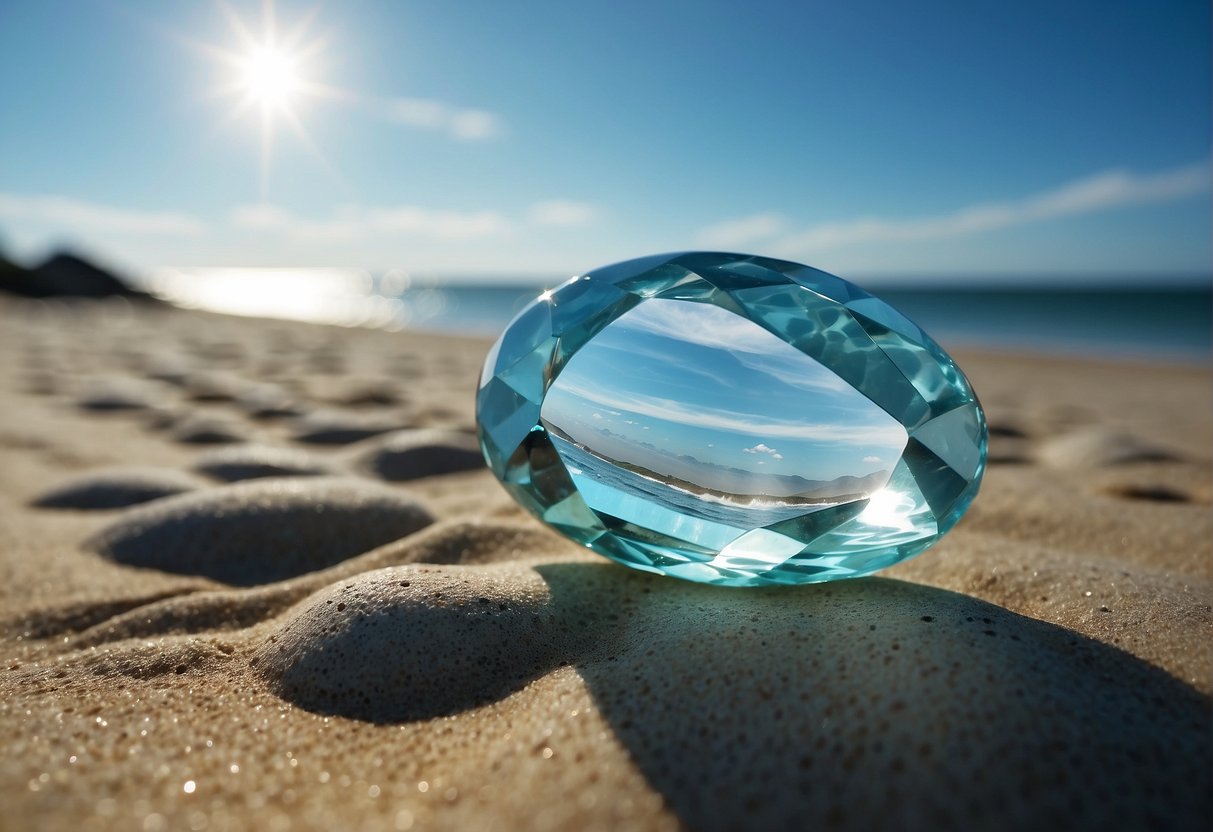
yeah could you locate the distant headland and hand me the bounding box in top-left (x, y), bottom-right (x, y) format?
top-left (0, 248), bottom-right (157, 301)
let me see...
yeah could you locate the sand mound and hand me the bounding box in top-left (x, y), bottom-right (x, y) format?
top-left (75, 376), bottom-right (164, 411)
top-left (169, 413), bottom-right (248, 444)
top-left (257, 564), bottom-right (586, 721)
top-left (193, 443), bottom-right (332, 482)
top-left (1038, 426), bottom-right (1182, 468)
top-left (86, 477), bottom-right (434, 584)
top-left (236, 382), bottom-right (303, 418)
top-left (351, 428), bottom-right (484, 481)
top-left (139, 353), bottom-right (193, 384)
top-left (259, 561), bottom-right (1209, 827)
top-left (31, 466), bottom-right (204, 509)
top-left (182, 370), bottom-right (250, 402)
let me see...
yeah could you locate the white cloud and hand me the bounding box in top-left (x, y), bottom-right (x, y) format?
top-left (561, 379), bottom-right (907, 448)
top-left (376, 96), bottom-right (504, 141)
top-left (527, 200), bottom-right (595, 227)
top-left (743, 443), bottom-right (784, 461)
top-left (0, 193), bottom-right (206, 236)
top-left (863, 455), bottom-right (883, 463)
top-left (695, 212), bottom-right (788, 249)
top-left (767, 161), bottom-right (1210, 256)
top-left (228, 203), bottom-right (509, 240)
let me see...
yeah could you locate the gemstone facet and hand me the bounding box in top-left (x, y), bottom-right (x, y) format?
top-left (476, 253), bottom-right (987, 586)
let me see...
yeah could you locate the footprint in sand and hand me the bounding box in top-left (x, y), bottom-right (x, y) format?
top-left (31, 466), bottom-right (205, 509)
top-left (348, 428), bottom-right (484, 481)
top-left (290, 409), bottom-right (404, 444)
top-left (85, 477), bottom-right (433, 585)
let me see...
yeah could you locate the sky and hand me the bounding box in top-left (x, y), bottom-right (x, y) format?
top-left (540, 299), bottom-right (907, 492)
top-left (0, 0), bottom-right (1209, 282)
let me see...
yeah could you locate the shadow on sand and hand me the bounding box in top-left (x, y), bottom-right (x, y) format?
top-left (541, 563), bottom-right (1209, 831)
top-left (264, 559), bottom-right (1211, 830)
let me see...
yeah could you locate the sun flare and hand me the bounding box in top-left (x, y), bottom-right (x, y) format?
top-left (239, 45), bottom-right (303, 111)
top-left (198, 0), bottom-right (336, 196)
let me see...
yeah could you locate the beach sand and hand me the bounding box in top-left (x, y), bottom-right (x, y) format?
top-left (0, 296), bottom-right (1208, 831)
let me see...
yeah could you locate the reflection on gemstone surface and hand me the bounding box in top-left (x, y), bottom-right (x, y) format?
top-left (476, 252), bottom-right (987, 586)
top-left (541, 300), bottom-right (907, 536)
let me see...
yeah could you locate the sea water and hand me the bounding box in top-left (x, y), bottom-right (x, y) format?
top-left (147, 268), bottom-right (1211, 362)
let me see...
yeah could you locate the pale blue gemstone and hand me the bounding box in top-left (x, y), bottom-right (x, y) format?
top-left (476, 253), bottom-right (987, 586)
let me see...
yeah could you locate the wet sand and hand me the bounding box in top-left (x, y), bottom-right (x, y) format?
top-left (0, 296), bottom-right (1208, 831)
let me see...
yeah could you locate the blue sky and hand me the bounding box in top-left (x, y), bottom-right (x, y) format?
top-left (0, 0), bottom-right (1208, 281)
top-left (541, 299), bottom-right (907, 491)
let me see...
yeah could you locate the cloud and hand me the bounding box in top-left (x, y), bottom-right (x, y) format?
top-left (767, 161), bottom-right (1210, 255)
top-left (229, 203), bottom-right (509, 240)
top-left (613, 299), bottom-right (852, 394)
top-left (0, 194), bottom-right (206, 236)
top-left (863, 455), bottom-right (883, 463)
top-left (560, 379), bottom-right (907, 447)
top-left (375, 96), bottom-right (504, 141)
top-left (695, 212), bottom-right (788, 248)
top-left (527, 200), bottom-right (595, 227)
top-left (744, 443), bottom-right (784, 461)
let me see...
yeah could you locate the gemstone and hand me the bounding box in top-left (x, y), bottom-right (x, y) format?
top-left (476, 252), bottom-right (987, 586)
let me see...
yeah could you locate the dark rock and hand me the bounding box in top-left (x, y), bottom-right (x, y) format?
top-left (0, 250), bottom-right (156, 300)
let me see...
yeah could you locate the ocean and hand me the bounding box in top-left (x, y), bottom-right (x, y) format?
top-left (550, 434), bottom-right (817, 543)
top-left (146, 268), bottom-right (1211, 363)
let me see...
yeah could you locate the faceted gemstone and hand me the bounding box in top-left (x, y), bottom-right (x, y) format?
top-left (476, 253), bottom-right (987, 587)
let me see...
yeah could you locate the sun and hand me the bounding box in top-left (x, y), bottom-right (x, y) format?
top-left (239, 45), bottom-right (303, 112)
top-left (194, 1), bottom-right (337, 196)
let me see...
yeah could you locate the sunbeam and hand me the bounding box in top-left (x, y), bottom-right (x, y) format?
top-left (196, 0), bottom-right (338, 198)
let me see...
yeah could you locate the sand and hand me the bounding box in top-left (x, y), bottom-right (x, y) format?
top-left (0, 295), bottom-right (1208, 831)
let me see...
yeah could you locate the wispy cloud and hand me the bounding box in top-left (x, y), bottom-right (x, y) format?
top-left (696, 161), bottom-right (1211, 256)
top-left (229, 202), bottom-right (509, 240)
top-left (372, 96), bottom-right (504, 141)
top-left (695, 212), bottom-right (788, 249)
top-left (0, 194), bottom-right (206, 236)
top-left (558, 379), bottom-right (907, 448)
top-left (527, 199), bottom-right (595, 227)
top-left (613, 299), bottom-right (852, 393)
